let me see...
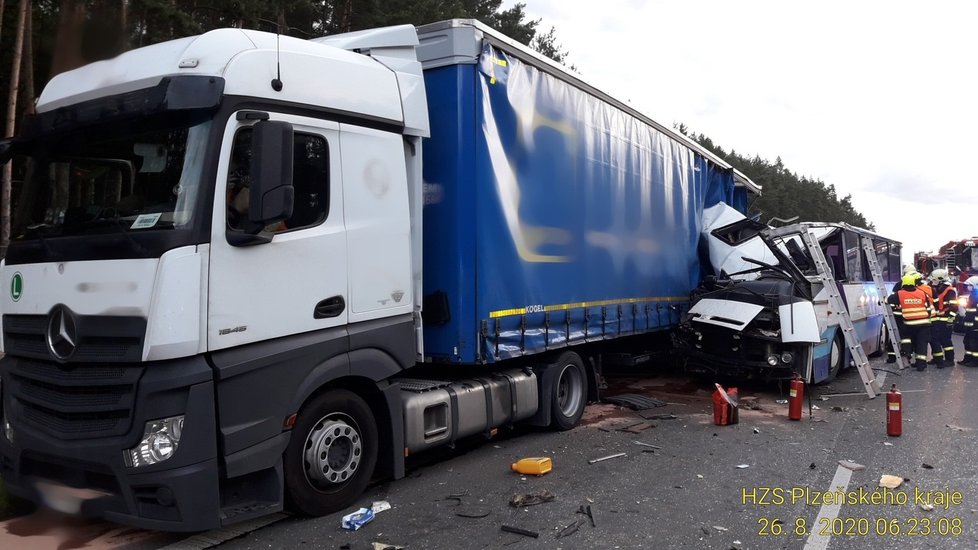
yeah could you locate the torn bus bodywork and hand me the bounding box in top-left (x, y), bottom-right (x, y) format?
top-left (680, 210), bottom-right (898, 383)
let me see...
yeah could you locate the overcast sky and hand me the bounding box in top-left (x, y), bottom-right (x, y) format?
top-left (507, 0), bottom-right (978, 260)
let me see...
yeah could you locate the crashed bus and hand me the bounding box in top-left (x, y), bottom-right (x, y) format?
top-left (679, 205), bottom-right (901, 383)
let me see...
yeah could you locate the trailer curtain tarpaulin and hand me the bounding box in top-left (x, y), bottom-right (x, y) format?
top-left (420, 40), bottom-right (744, 363)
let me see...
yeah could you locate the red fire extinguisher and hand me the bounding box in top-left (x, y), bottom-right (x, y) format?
top-left (886, 384), bottom-right (902, 437)
top-left (788, 372), bottom-right (804, 421)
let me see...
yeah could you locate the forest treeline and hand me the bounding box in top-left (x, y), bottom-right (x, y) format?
top-left (680, 125), bottom-right (873, 229)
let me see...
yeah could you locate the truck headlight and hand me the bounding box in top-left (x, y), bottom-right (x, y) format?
top-left (781, 352), bottom-right (794, 364)
top-left (126, 416), bottom-right (184, 468)
top-left (766, 354), bottom-right (779, 366)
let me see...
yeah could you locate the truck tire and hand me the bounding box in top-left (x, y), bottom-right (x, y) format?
top-left (284, 389), bottom-right (378, 517)
top-left (549, 352), bottom-right (587, 430)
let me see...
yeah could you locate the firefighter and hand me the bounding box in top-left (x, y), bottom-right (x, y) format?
top-left (887, 272), bottom-right (933, 371)
top-left (916, 273), bottom-right (934, 301)
top-left (927, 269), bottom-right (956, 367)
top-left (885, 269), bottom-right (920, 363)
top-left (959, 277), bottom-right (978, 366)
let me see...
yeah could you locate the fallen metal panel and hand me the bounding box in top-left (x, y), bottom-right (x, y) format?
top-left (778, 302), bottom-right (820, 342)
top-left (688, 298), bottom-right (763, 331)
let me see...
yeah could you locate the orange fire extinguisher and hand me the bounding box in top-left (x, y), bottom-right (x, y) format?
top-left (788, 372), bottom-right (804, 421)
top-left (886, 384), bottom-right (902, 437)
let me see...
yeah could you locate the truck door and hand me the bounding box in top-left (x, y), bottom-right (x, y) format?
top-left (207, 114), bottom-right (347, 350)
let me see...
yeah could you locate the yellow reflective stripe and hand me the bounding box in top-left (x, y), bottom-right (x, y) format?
top-left (944, 346), bottom-right (955, 351)
top-left (488, 296), bottom-right (688, 319)
top-left (903, 319), bottom-right (932, 325)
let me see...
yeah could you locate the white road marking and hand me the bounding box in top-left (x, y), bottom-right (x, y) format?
top-left (802, 463), bottom-right (853, 550)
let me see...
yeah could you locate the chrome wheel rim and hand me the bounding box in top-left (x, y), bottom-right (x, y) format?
top-left (303, 414), bottom-right (362, 488)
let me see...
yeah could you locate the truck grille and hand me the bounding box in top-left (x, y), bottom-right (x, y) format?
top-left (6, 358), bottom-right (143, 440)
top-left (2, 313), bottom-right (146, 363)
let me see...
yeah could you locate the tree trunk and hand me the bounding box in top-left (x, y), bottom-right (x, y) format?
top-left (21, 0), bottom-right (34, 115)
top-left (119, 0), bottom-right (128, 52)
top-left (50, 0), bottom-right (87, 78)
top-left (0, 0), bottom-right (28, 257)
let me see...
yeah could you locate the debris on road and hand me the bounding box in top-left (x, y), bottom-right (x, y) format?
top-left (775, 399), bottom-right (788, 405)
top-left (341, 507), bottom-right (376, 531)
top-left (879, 475), bottom-right (904, 489)
top-left (883, 442), bottom-right (894, 446)
top-left (752, 427), bottom-right (760, 434)
top-left (946, 424), bottom-right (971, 432)
top-left (588, 452), bottom-right (627, 465)
top-left (618, 421), bottom-right (656, 433)
top-left (735, 464), bottom-right (750, 469)
top-left (809, 463), bottom-right (816, 470)
top-left (501, 525), bottom-right (539, 538)
top-left (511, 457), bottom-right (553, 476)
top-left (838, 460), bottom-right (866, 471)
top-left (922, 463), bottom-right (934, 469)
top-left (510, 490), bottom-right (556, 507)
top-left (603, 394), bottom-right (667, 410)
top-left (371, 501), bottom-right (391, 514)
top-left (633, 441), bottom-right (662, 450)
top-left (577, 504), bottom-right (596, 527)
top-left (556, 519), bottom-right (585, 538)
top-left (740, 396), bottom-right (761, 410)
top-left (919, 503), bottom-right (935, 512)
top-left (372, 543), bottom-right (404, 550)
top-left (641, 413), bottom-right (678, 420)
top-left (713, 525), bottom-right (728, 532)
top-left (831, 406), bottom-right (849, 412)
top-left (455, 508), bottom-right (491, 519)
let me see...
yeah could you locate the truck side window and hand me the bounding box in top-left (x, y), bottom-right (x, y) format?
top-left (226, 128), bottom-right (329, 233)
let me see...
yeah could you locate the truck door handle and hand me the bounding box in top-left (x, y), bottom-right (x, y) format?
top-left (314, 296), bottom-right (345, 319)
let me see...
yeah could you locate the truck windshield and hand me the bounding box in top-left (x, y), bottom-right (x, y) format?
top-left (10, 118), bottom-right (211, 246)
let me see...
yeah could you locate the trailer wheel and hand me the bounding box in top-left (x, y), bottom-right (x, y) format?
top-left (284, 389), bottom-right (378, 517)
top-left (549, 352), bottom-right (587, 430)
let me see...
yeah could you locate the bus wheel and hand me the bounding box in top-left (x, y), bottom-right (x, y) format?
top-left (869, 323), bottom-right (886, 358)
top-left (284, 389), bottom-right (378, 516)
top-left (549, 352), bottom-right (587, 431)
top-left (825, 334), bottom-right (844, 381)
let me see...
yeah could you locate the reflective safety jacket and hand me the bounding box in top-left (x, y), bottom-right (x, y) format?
top-left (888, 287), bottom-right (933, 325)
top-left (933, 284), bottom-right (957, 321)
top-left (964, 291), bottom-right (978, 328)
top-left (917, 282), bottom-right (933, 299)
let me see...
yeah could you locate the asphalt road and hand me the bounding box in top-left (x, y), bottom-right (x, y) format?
top-left (219, 335), bottom-right (978, 550)
top-left (1, 336), bottom-right (975, 550)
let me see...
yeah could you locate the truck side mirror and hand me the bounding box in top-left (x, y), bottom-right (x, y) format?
top-left (247, 120), bottom-right (294, 232)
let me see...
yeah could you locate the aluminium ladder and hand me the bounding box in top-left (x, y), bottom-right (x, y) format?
top-left (796, 229), bottom-right (883, 398)
top-left (861, 237), bottom-right (906, 375)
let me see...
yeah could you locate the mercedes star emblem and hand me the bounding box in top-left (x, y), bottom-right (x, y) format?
top-left (46, 305), bottom-right (78, 361)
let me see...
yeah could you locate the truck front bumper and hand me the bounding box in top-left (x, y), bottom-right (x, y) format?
top-left (0, 355), bottom-right (223, 532)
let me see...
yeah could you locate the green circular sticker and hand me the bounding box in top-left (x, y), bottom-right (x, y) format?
top-left (11, 272), bottom-right (23, 302)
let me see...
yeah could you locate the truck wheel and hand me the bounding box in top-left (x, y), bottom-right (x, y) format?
top-left (284, 389), bottom-right (378, 517)
top-left (549, 352), bottom-right (587, 430)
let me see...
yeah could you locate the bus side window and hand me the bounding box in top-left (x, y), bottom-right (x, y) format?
top-left (822, 237), bottom-right (845, 281)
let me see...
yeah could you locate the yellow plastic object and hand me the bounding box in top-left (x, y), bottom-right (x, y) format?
top-left (511, 457), bottom-right (552, 476)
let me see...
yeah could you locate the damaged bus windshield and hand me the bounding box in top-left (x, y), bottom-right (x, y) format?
top-left (6, 116), bottom-right (212, 263)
